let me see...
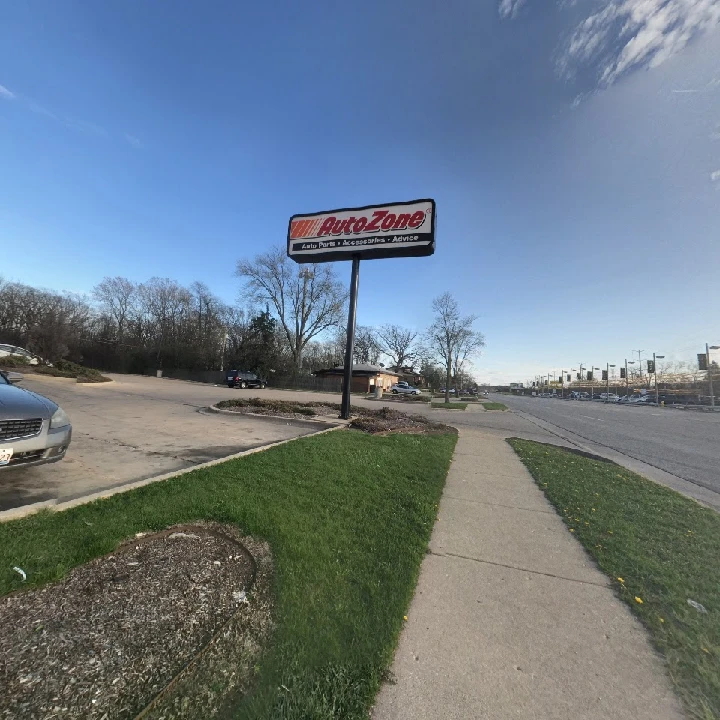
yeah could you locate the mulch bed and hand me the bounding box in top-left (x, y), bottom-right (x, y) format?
top-left (215, 399), bottom-right (455, 435)
top-left (0, 523), bottom-right (273, 720)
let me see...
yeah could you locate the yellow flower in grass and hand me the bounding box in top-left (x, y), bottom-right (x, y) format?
top-left (617, 577), bottom-right (624, 583)
top-left (659, 618), bottom-right (665, 623)
top-left (635, 597), bottom-right (643, 604)
top-left (403, 615), bottom-right (408, 621)
top-left (569, 528), bottom-right (575, 533)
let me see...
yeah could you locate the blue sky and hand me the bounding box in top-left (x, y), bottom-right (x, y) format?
top-left (1, 0), bottom-right (719, 383)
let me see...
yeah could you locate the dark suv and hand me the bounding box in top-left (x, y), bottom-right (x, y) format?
top-left (226, 370), bottom-right (267, 389)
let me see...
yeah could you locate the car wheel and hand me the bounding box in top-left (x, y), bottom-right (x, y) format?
top-left (260, 383), bottom-right (266, 389)
top-left (240, 381), bottom-right (247, 389)
top-left (392, 389), bottom-right (398, 394)
top-left (227, 383), bottom-right (234, 388)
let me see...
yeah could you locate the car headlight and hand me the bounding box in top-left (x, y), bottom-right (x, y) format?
top-left (50, 407), bottom-right (71, 429)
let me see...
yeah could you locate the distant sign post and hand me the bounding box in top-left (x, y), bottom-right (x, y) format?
top-left (287, 199), bottom-right (436, 419)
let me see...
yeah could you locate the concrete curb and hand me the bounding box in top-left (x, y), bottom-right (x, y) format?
top-left (0, 424), bottom-right (346, 524)
top-left (206, 404), bottom-right (350, 429)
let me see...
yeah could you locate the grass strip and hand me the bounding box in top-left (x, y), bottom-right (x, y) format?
top-left (481, 402), bottom-right (507, 411)
top-left (508, 438), bottom-right (720, 720)
top-left (0, 429), bottom-right (456, 719)
top-left (431, 402), bottom-right (468, 410)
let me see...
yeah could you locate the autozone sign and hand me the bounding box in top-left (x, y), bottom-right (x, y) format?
top-left (287, 199), bottom-right (435, 263)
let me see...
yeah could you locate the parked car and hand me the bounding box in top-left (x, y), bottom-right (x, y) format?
top-left (391, 382), bottom-right (422, 395)
top-left (0, 371), bottom-right (72, 470)
top-left (226, 370), bottom-right (267, 389)
top-left (570, 391), bottom-right (590, 400)
top-left (599, 393), bottom-right (620, 402)
top-left (0, 344), bottom-right (40, 366)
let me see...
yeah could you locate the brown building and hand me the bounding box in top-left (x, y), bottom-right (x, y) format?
top-left (313, 364), bottom-right (400, 393)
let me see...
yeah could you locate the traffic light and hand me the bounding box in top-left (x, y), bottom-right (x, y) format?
top-left (647, 360), bottom-right (655, 374)
top-left (576, 373), bottom-right (580, 380)
top-left (567, 374), bottom-right (571, 382)
top-left (620, 367), bottom-right (626, 379)
top-left (602, 370), bottom-right (608, 381)
top-left (698, 354), bottom-right (708, 371)
top-left (586, 371), bottom-right (593, 381)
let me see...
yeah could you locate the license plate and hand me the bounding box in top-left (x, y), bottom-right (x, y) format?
top-left (0, 448), bottom-right (13, 466)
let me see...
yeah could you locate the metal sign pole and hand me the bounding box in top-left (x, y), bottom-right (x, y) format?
top-left (340, 256), bottom-right (360, 420)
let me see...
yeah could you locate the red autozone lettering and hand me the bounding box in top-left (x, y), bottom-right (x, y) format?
top-left (311, 207), bottom-right (427, 238)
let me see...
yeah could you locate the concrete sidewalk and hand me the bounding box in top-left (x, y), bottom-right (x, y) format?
top-left (373, 428), bottom-right (684, 720)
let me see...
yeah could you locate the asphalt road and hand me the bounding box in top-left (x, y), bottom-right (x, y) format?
top-left (495, 394), bottom-right (720, 496)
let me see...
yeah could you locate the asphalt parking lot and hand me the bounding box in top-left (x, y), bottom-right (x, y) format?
top-left (0, 374), bottom-right (334, 512)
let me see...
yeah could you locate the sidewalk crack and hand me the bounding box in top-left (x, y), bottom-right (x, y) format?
top-left (442, 495), bottom-right (554, 514)
top-left (431, 550), bottom-right (608, 588)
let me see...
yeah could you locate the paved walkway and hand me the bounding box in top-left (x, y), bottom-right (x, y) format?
top-left (373, 427), bottom-right (684, 720)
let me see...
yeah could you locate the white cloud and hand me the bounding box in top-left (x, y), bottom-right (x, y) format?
top-left (124, 132), bottom-right (141, 148)
top-left (503, 1), bottom-right (720, 87)
top-left (711, 170), bottom-right (720, 181)
top-left (499, 0), bottom-right (527, 19)
top-left (563, 0), bottom-right (720, 86)
top-left (0, 84), bottom-right (15, 100)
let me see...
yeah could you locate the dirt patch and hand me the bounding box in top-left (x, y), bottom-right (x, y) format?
top-left (215, 399), bottom-right (455, 435)
top-left (0, 523), bottom-right (273, 719)
top-left (349, 406), bottom-right (456, 435)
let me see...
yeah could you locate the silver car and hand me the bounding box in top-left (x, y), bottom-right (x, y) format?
top-left (0, 371), bottom-right (72, 470)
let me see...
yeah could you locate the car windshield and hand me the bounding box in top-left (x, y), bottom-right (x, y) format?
top-left (0, 373), bottom-right (9, 385)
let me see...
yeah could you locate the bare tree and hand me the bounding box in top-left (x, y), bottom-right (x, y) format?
top-left (425, 293), bottom-right (485, 403)
top-left (332, 325), bottom-right (382, 365)
top-left (377, 324), bottom-right (418, 370)
top-left (236, 247), bottom-right (347, 369)
top-left (92, 277), bottom-right (137, 342)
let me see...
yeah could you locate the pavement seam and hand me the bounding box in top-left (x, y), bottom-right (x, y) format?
top-left (441, 494), bottom-right (555, 514)
top-left (431, 549), bottom-right (609, 588)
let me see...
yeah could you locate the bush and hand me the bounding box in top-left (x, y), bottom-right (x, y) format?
top-left (31, 360), bottom-right (111, 383)
top-left (0, 355), bottom-right (29, 369)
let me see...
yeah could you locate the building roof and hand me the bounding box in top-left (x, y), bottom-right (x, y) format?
top-left (314, 364), bottom-right (400, 377)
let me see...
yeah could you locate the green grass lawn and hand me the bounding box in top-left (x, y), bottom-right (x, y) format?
top-left (508, 439), bottom-right (720, 720)
top-left (0, 429), bottom-right (456, 719)
top-left (481, 402), bottom-right (507, 411)
top-left (431, 402), bottom-right (468, 410)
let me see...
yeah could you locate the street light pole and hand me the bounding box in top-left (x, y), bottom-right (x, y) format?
top-left (625, 360), bottom-right (635, 400)
top-left (653, 352), bottom-right (665, 407)
top-left (633, 350), bottom-right (644, 381)
top-left (706, 344), bottom-right (719, 409)
top-left (605, 363), bottom-right (616, 402)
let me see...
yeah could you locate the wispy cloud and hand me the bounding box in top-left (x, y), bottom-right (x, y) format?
top-left (565, 0), bottom-right (720, 86)
top-left (498, 0), bottom-right (527, 19)
top-left (711, 170), bottom-right (720, 182)
top-left (0, 83), bottom-right (16, 100)
top-left (501, 1), bottom-right (720, 89)
top-left (124, 132), bottom-right (141, 148)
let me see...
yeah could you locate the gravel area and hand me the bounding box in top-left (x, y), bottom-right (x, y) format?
top-left (0, 523), bottom-right (274, 720)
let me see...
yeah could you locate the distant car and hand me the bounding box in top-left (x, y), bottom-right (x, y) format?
top-left (391, 382), bottom-right (422, 395)
top-left (0, 371), bottom-right (72, 470)
top-left (599, 393), bottom-right (620, 402)
top-left (570, 391), bottom-right (590, 400)
top-left (226, 370), bottom-right (267, 389)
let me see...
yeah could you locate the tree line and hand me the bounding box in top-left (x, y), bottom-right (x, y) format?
top-left (0, 247), bottom-right (485, 391)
